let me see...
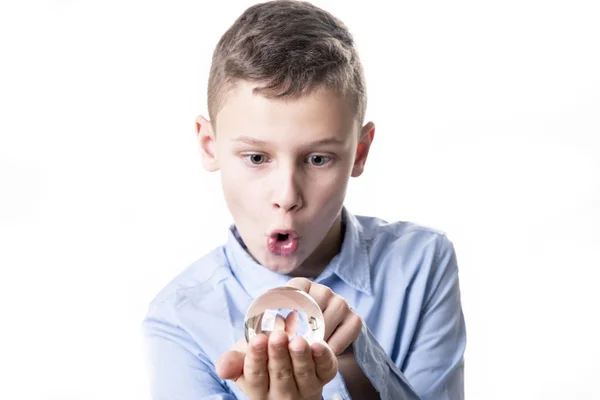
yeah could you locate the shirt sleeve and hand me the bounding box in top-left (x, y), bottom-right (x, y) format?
top-left (142, 303), bottom-right (237, 400)
top-left (350, 322), bottom-right (421, 400)
top-left (349, 234), bottom-right (466, 400)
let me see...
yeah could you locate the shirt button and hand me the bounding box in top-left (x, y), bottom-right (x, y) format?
top-left (332, 394), bottom-right (343, 400)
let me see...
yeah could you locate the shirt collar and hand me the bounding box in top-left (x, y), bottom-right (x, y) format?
top-left (224, 207), bottom-right (372, 299)
top-left (319, 208), bottom-right (372, 295)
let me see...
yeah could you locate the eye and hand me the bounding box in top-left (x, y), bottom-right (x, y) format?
top-left (244, 154), bottom-right (267, 165)
top-left (307, 155), bottom-right (331, 166)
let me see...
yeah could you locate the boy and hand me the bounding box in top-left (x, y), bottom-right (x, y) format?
top-left (142, 1), bottom-right (466, 399)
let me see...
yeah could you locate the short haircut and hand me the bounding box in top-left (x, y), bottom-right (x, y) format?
top-left (207, 0), bottom-right (367, 128)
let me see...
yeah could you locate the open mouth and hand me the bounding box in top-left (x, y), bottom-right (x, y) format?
top-left (267, 230), bottom-right (299, 256)
top-left (276, 233), bottom-right (290, 241)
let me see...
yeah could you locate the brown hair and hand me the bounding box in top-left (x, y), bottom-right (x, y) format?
top-left (207, 0), bottom-right (367, 129)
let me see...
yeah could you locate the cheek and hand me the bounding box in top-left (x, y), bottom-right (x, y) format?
top-left (221, 170), bottom-right (264, 213)
top-left (220, 171), bottom-right (245, 207)
top-left (221, 157), bottom-right (261, 185)
top-left (310, 173), bottom-right (349, 207)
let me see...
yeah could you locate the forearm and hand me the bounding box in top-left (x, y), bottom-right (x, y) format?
top-left (338, 347), bottom-right (380, 400)
top-left (350, 321), bottom-right (422, 400)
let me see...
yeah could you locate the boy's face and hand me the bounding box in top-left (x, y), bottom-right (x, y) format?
top-left (196, 81), bottom-right (374, 277)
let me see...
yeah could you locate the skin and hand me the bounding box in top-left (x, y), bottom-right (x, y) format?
top-left (272, 311), bottom-right (299, 336)
top-left (196, 81), bottom-right (378, 399)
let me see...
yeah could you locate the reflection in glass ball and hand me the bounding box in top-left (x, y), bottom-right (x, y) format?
top-left (244, 287), bottom-right (325, 345)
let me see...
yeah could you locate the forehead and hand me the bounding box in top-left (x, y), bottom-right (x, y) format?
top-left (214, 81), bottom-right (358, 142)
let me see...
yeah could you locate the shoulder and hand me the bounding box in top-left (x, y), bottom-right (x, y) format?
top-left (353, 213), bottom-right (457, 280)
top-left (145, 245), bottom-right (232, 318)
top-left (356, 213), bottom-right (453, 254)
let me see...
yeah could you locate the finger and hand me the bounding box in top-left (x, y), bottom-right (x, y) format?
top-left (216, 350), bottom-right (245, 381)
top-left (271, 314), bottom-right (284, 332)
top-left (242, 334), bottom-right (269, 395)
top-left (285, 277), bottom-right (333, 313)
top-left (268, 330), bottom-right (298, 396)
top-left (289, 336), bottom-right (319, 397)
top-left (285, 277), bottom-right (312, 292)
top-left (326, 313), bottom-right (362, 355)
top-left (287, 279), bottom-right (353, 349)
top-left (286, 279), bottom-right (359, 353)
top-left (285, 310), bottom-right (300, 336)
top-left (311, 341), bottom-right (338, 384)
top-left (321, 293), bottom-right (349, 342)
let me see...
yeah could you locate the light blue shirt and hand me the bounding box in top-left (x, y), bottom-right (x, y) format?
top-left (142, 208), bottom-right (466, 399)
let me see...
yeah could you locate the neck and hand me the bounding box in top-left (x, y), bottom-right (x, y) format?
top-left (289, 212), bottom-right (344, 278)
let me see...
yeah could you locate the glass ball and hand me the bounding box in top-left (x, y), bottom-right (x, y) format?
top-left (244, 287), bottom-right (325, 345)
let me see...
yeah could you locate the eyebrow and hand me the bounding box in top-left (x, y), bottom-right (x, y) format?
top-left (231, 135), bottom-right (345, 146)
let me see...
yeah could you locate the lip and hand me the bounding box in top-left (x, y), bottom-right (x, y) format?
top-left (267, 229), bottom-right (300, 256)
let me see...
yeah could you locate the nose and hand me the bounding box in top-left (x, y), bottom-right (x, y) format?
top-left (272, 164), bottom-right (304, 213)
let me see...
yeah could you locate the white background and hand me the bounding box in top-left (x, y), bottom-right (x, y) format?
top-left (1, 0), bottom-right (599, 399)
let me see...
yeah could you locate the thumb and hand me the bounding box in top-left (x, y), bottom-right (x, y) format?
top-left (216, 349), bottom-right (245, 381)
top-left (311, 341), bottom-right (338, 384)
top-left (216, 339), bottom-right (247, 381)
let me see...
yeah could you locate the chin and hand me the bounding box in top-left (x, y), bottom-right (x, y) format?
top-left (263, 260), bottom-right (299, 275)
top-left (261, 254), bottom-right (303, 275)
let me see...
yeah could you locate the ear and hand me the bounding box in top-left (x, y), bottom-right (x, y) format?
top-left (351, 121), bottom-right (375, 177)
top-left (196, 115), bottom-right (219, 172)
